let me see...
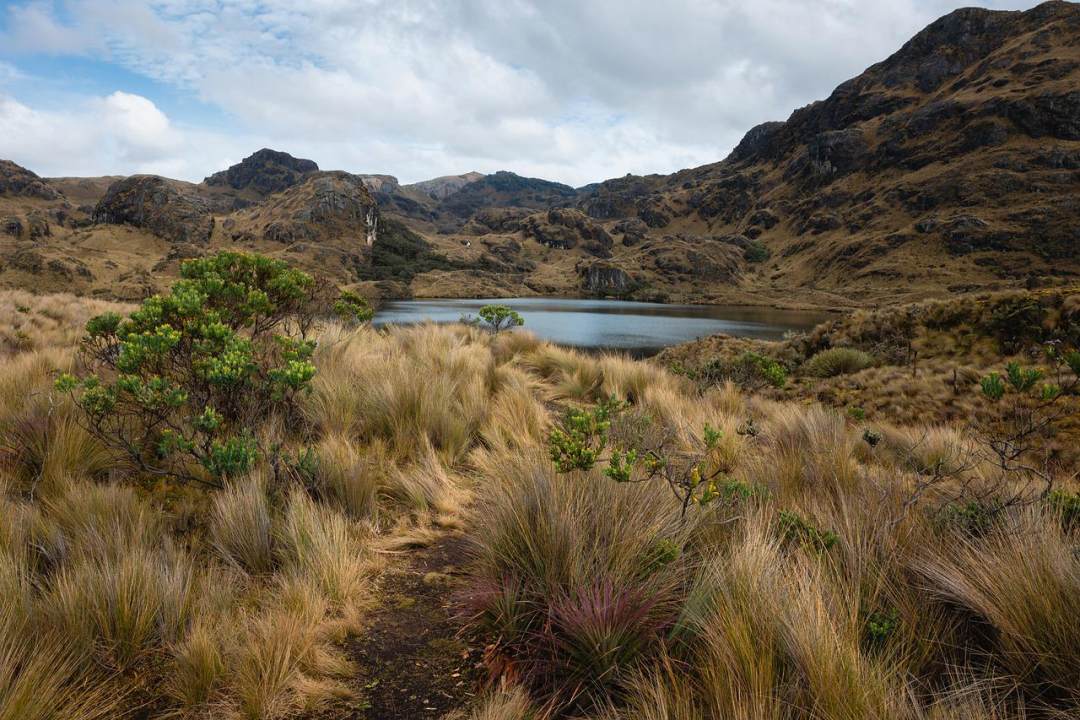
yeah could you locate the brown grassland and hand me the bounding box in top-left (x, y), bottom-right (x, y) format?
top-left (0, 280), bottom-right (1078, 720)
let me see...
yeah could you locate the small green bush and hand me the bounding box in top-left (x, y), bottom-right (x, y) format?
top-left (803, 347), bottom-right (874, 378)
top-left (477, 304), bottom-right (524, 334)
top-left (702, 351), bottom-right (787, 390)
top-left (778, 510), bottom-right (838, 552)
top-left (743, 241), bottom-right (771, 263)
top-left (57, 252), bottom-right (325, 486)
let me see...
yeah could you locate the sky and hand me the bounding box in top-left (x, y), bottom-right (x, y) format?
top-left (0, 0), bottom-right (1041, 186)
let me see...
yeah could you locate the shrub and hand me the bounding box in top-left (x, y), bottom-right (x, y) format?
top-left (702, 351), bottom-right (787, 390)
top-left (803, 347), bottom-right (874, 378)
top-left (743, 241), bottom-right (771, 263)
top-left (777, 510), bottom-right (838, 552)
top-left (57, 252), bottom-right (324, 486)
top-left (331, 291), bottom-right (374, 326)
top-left (477, 305), bottom-right (524, 334)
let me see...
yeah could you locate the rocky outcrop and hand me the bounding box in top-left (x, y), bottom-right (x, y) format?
top-left (523, 208), bottom-right (613, 257)
top-left (0, 160), bottom-right (61, 200)
top-left (578, 261), bottom-right (635, 295)
top-left (406, 172), bottom-right (485, 201)
top-left (204, 148), bottom-right (318, 195)
top-left (241, 172), bottom-right (379, 248)
top-left (94, 176), bottom-right (214, 244)
top-left (439, 171), bottom-right (577, 219)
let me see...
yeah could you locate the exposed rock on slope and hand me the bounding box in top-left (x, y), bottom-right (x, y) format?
top-left (439, 171), bottom-right (577, 218)
top-left (93, 176), bottom-right (214, 245)
top-left (406, 172), bottom-right (485, 201)
top-left (523, 208), bottom-right (613, 257)
top-left (204, 148), bottom-right (318, 195)
top-left (0, 160), bottom-right (61, 200)
top-left (232, 171), bottom-right (379, 248)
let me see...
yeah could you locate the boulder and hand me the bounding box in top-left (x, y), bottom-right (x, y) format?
top-left (94, 176), bottom-right (214, 244)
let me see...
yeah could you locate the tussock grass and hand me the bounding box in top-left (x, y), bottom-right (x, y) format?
top-left (1, 289), bottom-right (1077, 719)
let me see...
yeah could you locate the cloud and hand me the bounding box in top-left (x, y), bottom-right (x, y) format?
top-left (0, 90), bottom-right (243, 179)
top-left (0, 0), bottom-right (1041, 184)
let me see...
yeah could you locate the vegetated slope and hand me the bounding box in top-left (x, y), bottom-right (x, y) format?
top-left (1, 277), bottom-right (1077, 719)
top-left (0, 152), bottom-right (417, 299)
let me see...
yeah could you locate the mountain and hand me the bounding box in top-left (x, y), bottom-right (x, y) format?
top-left (406, 171), bottom-right (485, 201)
top-left (564, 0), bottom-right (1080, 303)
top-left (204, 148), bottom-right (319, 197)
top-left (1, 2), bottom-right (1078, 306)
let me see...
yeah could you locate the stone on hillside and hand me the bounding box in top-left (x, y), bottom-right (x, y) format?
top-left (94, 176), bottom-right (214, 244)
top-left (524, 208), bottom-right (613, 257)
top-left (0, 160), bottom-right (61, 200)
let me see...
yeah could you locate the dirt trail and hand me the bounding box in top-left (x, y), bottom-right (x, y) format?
top-left (338, 533), bottom-right (487, 719)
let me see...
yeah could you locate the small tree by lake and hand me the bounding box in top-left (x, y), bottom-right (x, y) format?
top-left (477, 304), bottom-right (524, 334)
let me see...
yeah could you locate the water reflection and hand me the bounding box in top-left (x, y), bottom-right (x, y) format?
top-left (374, 297), bottom-right (834, 355)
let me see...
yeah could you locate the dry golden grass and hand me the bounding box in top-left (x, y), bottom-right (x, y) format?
top-left (0, 288), bottom-right (1077, 719)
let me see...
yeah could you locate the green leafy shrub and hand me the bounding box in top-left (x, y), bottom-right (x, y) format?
top-left (863, 608), bottom-right (900, 649)
top-left (477, 304), bottom-right (524, 334)
top-left (57, 252), bottom-right (324, 486)
top-left (743, 241), bottom-right (771, 263)
top-left (331, 291), bottom-right (374, 326)
top-left (702, 351), bottom-right (787, 390)
top-left (803, 347), bottom-right (874, 378)
top-left (777, 510), bottom-right (838, 552)
top-left (1047, 489), bottom-right (1080, 530)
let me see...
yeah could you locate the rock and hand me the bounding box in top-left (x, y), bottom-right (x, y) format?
top-left (524, 208), bottom-right (613, 257)
top-left (464, 207), bottom-right (530, 235)
top-left (613, 218), bottom-right (648, 246)
top-left (578, 261), bottom-right (635, 295)
top-left (638, 206), bottom-right (671, 228)
top-left (8, 249), bottom-right (44, 274)
top-left (688, 173), bottom-right (757, 223)
top-left (2, 217), bottom-right (22, 237)
top-left (94, 176), bottom-right (214, 244)
top-left (747, 208), bottom-right (779, 229)
top-left (577, 174), bottom-right (660, 220)
top-left (726, 121), bottom-right (785, 163)
top-left (255, 172), bottom-right (379, 248)
top-left (26, 211), bottom-right (50, 239)
top-left (204, 148), bottom-right (318, 195)
top-left (787, 128), bottom-right (869, 182)
top-left (993, 91), bottom-right (1080, 140)
top-left (0, 160), bottom-right (61, 200)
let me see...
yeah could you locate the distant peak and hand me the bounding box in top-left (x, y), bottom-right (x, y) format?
top-left (204, 149), bottom-right (319, 194)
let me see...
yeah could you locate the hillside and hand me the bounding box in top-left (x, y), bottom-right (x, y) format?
top-left (1, 2), bottom-right (1079, 308)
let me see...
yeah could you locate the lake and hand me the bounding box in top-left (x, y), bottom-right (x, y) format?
top-left (374, 298), bottom-right (834, 354)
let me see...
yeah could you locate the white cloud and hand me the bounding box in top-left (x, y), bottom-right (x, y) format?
top-left (0, 0), bottom-right (1042, 185)
top-left (0, 91), bottom-right (243, 179)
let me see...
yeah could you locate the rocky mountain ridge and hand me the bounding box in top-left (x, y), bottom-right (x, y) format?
top-left (2, 1), bottom-right (1078, 306)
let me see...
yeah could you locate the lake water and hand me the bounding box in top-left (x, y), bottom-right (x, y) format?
top-left (374, 298), bottom-right (834, 354)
